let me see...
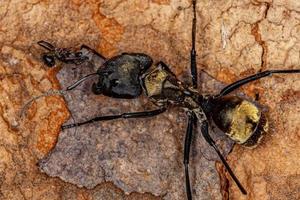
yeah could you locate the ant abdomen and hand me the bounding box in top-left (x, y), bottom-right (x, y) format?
top-left (211, 96), bottom-right (268, 147)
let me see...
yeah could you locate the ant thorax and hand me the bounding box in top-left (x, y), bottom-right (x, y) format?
top-left (141, 62), bottom-right (202, 111)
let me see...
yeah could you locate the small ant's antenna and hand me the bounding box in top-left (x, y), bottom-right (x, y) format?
top-left (66, 73), bottom-right (99, 91)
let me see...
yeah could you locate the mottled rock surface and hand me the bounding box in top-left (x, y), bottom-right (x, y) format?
top-left (0, 0), bottom-right (299, 200)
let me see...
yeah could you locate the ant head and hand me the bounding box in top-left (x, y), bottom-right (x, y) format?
top-left (91, 53), bottom-right (153, 98)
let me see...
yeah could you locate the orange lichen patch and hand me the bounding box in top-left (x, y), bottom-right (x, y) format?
top-left (77, 190), bottom-right (90, 200)
top-left (251, 23), bottom-right (268, 70)
top-left (87, 1), bottom-right (124, 57)
top-left (238, 68), bottom-right (266, 98)
top-left (244, 83), bottom-right (265, 99)
top-left (216, 68), bottom-right (237, 84)
top-left (217, 68), bottom-right (266, 98)
top-left (280, 89), bottom-right (300, 104)
top-left (98, 41), bottom-right (116, 58)
top-left (216, 162), bottom-right (229, 200)
top-left (46, 67), bottom-right (63, 89)
top-left (30, 65), bottom-right (69, 155)
top-left (151, 0), bottom-right (170, 5)
top-left (239, 68), bottom-right (256, 77)
top-left (36, 97), bottom-right (69, 155)
top-left (71, 0), bottom-right (83, 7)
top-left (133, 0), bottom-right (150, 11)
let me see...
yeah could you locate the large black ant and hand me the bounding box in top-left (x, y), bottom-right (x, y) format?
top-left (35, 0), bottom-right (299, 199)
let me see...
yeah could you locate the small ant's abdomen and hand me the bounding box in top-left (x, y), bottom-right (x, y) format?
top-left (93, 53), bottom-right (153, 98)
top-left (211, 96), bottom-right (268, 147)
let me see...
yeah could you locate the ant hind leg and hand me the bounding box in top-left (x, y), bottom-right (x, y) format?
top-left (216, 69), bottom-right (300, 97)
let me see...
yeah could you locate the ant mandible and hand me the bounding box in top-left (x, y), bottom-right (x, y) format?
top-left (37, 0), bottom-right (300, 199)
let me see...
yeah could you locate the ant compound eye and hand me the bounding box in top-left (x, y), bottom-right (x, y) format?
top-left (42, 54), bottom-right (55, 67)
top-left (92, 82), bottom-right (103, 95)
top-left (110, 79), bottom-right (120, 87)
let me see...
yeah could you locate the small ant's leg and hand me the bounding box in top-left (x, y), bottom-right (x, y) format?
top-left (57, 45), bottom-right (101, 64)
top-left (57, 44), bottom-right (107, 65)
top-left (37, 40), bottom-right (55, 51)
top-left (200, 121), bottom-right (247, 195)
top-left (217, 69), bottom-right (300, 97)
top-left (37, 41), bottom-right (94, 66)
top-left (183, 112), bottom-right (196, 200)
top-left (61, 107), bottom-right (167, 130)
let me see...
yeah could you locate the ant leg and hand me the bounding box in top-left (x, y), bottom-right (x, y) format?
top-left (58, 44), bottom-right (107, 66)
top-left (200, 121), bottom-right (247, 195)
top-left (190, 0), bottom-right (197, 88)
top-left (217, 69), bottom-right (300, 97)
top-left (61, 44), bottom-right (106, 65)
top-left (183, 1), bottom-right (197, 199)
top-left (183, 112), bottom-right (196, 200)
top-left (61, 107), bottom-right (167, 130)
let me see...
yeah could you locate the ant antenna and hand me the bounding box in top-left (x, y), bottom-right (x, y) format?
top-left (66, 73), bottom-right (99, 91)
top-left (20, 89), bottom-right (78, 135)
top-left (20, 89), bottom-right (66, 118)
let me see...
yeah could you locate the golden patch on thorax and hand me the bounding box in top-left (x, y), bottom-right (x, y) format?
top-left (227, 100), bottom-right (261, 144)
top-left (144, 68), bottom-right (168, 97)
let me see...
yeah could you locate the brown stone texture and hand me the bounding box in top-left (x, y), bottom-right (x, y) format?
top-left (0, 0), bottom-right (299, 200)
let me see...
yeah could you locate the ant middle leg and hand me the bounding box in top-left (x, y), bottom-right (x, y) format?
top-left (183, 112), bottom-right (196, 200)
top-left (183, 1), bottom-right (198, 199)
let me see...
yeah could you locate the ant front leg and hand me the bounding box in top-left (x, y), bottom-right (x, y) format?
top-left (61, 107), bottom-right (167, 130)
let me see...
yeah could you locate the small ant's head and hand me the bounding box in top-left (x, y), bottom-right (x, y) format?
top-left (37, 40), bottom-right (56, 67)
top-left (41, 54), bottom-right (56, 67)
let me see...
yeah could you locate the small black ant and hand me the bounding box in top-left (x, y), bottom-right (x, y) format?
top-left (36, 0), bottom-right (300, 199)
